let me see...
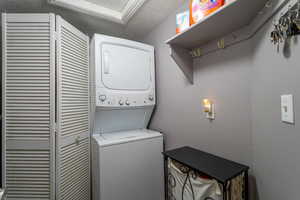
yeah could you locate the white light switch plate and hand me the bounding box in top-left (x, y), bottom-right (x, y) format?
top-left (281, 94), bottom-right (294, 124)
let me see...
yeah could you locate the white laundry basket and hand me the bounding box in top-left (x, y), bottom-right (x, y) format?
top-left (168, 159), bottom-right (223, 200)
top-left (164, 147), bottom-right (248, 200)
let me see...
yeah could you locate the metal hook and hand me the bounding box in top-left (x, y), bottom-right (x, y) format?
top-left (265, 0), bottom-right (272, 8)
top-left (217, 39), bottom-right (225, 49)
top-left (288, 5), bottom-right (293, 14)
top-left (280, 12), bottom-right (284, 17)
top-left (190, 48), bottom-right (202, 58)
top-left (259, 1), bottom-right (272, 15)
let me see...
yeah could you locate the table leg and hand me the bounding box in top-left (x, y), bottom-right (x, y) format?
top-left (164, 157), bottom-right (168, 200)
top-left (245, 171), bottom-right (249, 200)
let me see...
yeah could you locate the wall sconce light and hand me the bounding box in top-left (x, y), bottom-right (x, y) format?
top-left (202, 98), bottom-right (215, 120)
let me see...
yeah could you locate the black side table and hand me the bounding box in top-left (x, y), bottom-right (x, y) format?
top-left (163, 146), bottom-right (249, 200)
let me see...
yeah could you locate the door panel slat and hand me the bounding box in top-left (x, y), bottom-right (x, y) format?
top-left (56, 15), bottom-right (90, 200)
top-left (2, 13), bottom-right (55, 200)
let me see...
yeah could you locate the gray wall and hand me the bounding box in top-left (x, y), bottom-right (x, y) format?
top-left (251, 13), bottom-right (300, 200)
top-left (143, 3), bottom-right (253, 167)
top-left (143, 3), bottom-right (300, 200)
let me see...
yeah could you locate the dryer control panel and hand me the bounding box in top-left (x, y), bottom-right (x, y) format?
top-left (96, 90), bottom-right (155, 107)
top-left (91, 34), bottom-right (156, 108)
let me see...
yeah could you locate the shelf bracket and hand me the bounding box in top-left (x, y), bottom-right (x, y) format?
top-left (169, 45), bottom-right (194, 84)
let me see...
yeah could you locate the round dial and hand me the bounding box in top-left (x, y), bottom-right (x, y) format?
top-left (148, 95), bottom-right (154, 101)
top-left (99, 95), bottom-right (106, 102)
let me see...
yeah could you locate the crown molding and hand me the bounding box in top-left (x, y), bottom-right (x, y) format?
top-left (121, 0), bottom-right (147, 23)
top-left (48, 0), bottom-right (147, 24)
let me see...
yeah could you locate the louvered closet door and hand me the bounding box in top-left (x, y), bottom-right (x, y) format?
top-left (55, 16), bottom-right (90, 200)
top-left (2, 14), bottom-right (56, 200)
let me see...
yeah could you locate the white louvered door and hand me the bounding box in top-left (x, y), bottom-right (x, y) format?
top-left (55, 16), bottom-right (90, 200)
top-left (2, 13), bottom-right (56, 200)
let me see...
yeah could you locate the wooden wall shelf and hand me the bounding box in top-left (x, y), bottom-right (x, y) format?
top-left (166, 0), bottom-right (274, 84)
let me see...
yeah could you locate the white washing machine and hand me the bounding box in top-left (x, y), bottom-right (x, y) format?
top-left (90, 34), bottom-right (164, 200)
top-left (92, 129), bottom-right (164, 200)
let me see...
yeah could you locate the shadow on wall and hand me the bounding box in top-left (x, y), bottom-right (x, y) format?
top-left (282, 34), bottom-right (298, 58)
top-left (249, 175), bottom-right (260, 200)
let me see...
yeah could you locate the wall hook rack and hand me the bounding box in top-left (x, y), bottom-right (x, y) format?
top-left (165, 0), bottom-right (286, 84)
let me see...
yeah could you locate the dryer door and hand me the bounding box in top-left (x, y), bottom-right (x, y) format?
top-left (101, 43), bottom-right (152, 91)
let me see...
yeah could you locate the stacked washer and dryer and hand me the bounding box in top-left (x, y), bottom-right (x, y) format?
top-left (90, 34), bottom-right (164, 200)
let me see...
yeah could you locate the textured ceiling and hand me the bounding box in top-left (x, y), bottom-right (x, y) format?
top-left (0, 0), bottom-right (186, 40)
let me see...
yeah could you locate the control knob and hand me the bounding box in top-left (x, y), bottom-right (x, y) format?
top-left (148, 95), bottom-right (154, 101)
top-left (119, 100), bottom-right (124, 105)
top-left (125, 100), bottom-right (130, 106)
top-left (99, 95), bottom-right (106, 102)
